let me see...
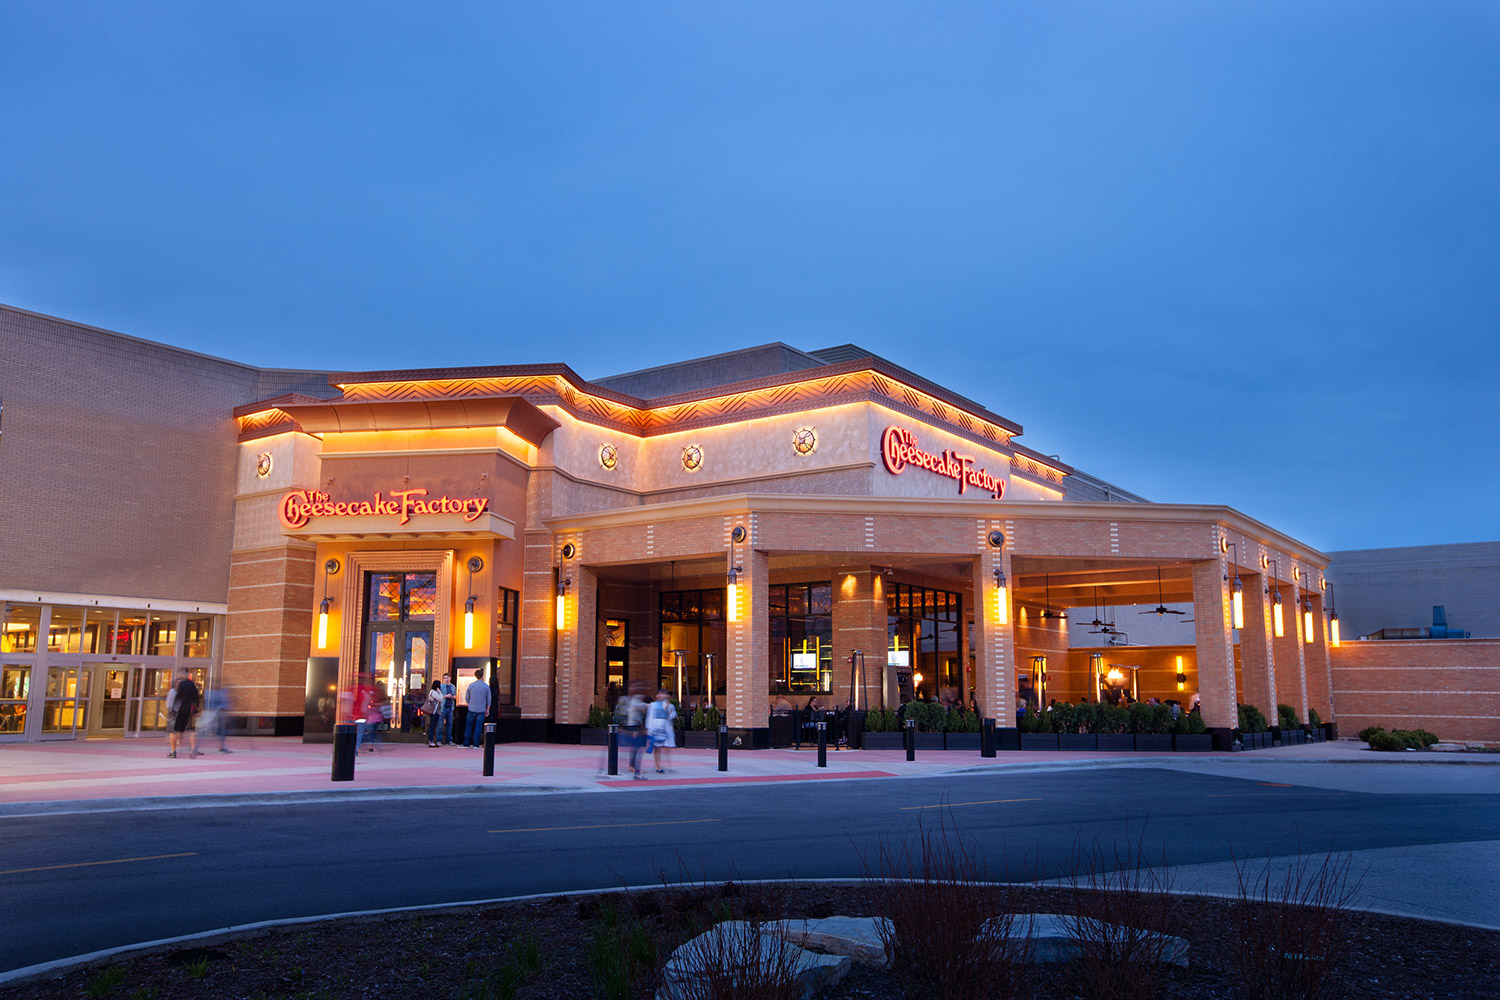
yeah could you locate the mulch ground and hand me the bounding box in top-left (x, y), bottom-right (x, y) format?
top-left (5, 883), bottom-right (1497, 1000)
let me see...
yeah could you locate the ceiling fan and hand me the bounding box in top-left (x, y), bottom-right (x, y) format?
top-left (1080, 587), bottom-right (1109, 629)
top-left (1039, 574), bottom-right (1067, 620)
top-left (1139, 566), bottom-right (1186, 616)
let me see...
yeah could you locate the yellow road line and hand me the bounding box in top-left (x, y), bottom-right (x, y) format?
top-left (0, 851), bottom-right (197, 876)
top-left (490, 818), bottom-right (721, 834)
top-left (900, 797), bottom-right (1042, 811)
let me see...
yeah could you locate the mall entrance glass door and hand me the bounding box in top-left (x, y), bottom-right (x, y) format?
top-left (363, 570), bottom-right (437, 734)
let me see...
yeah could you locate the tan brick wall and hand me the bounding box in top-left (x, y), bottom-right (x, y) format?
top-left (223, 544), bottom-right (317, 716)
top-left (1330, 639), bottom-right (1500, 745)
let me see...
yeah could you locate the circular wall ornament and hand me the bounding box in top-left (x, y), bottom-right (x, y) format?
top-left (791, 427), bottom-right (817, 456)
top-left (256, 453), bottom-right (273, 478)
top-left (681, 444), bottom-right (704, 472)
top-left (598, 443), bottom-right (618, 470)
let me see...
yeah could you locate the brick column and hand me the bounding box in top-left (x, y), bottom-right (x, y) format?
top-left (1238, 571), bottom-right (1277, 718)
top-left (973, 531), bottom-right (1015, 723)
top-left (1192, 558), bottom-right (1237, 729)
top-left (225, 543), bottom-right (317, 717)
top-left (831, 567), bottom-right (887, 710)
top-left (1271, 580), bottom-right (1308, 724)
top-left (1304, 591), bottom-right (1333, 723)
top-left (518, 530), bottom-right (557, 720)
top-left (554, 563), bottom-right (596, 725)
top-left (727, 544), bottom-right (769, 729)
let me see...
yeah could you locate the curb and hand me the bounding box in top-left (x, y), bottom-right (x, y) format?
top-left (0, 783), bottom-right (578, 818)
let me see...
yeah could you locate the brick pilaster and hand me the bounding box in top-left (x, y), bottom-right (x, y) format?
top-left (1192, 558), bottom-right (1237, 729)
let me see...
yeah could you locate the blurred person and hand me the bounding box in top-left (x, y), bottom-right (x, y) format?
top-left (619, 681), bottom-right (648, 778)
top-left (204, 683), bottom-right (233, 753)
top-left (167, 669), bottom-right (201, 759)
top-left (362, 682), bottom-right (388, 752)
top-left (462, 668), bottom-right (491, 748)
top-left (646, 688), bottom-right (677, 774)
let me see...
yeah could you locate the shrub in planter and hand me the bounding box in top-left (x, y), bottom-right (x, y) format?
top-left (1148, 704), bottom-right (1173, 735)
top-left (1308, 707), bottom-right (1323, 728)
top-left (1098, 704), bottom-right (1129, 735)
top-left (906, 701), bottom-right (947, 733)
top-left (1368, 730), bottom-right (1407, 752)
top-left (1126, 701), bottom-right (1151, 734)
top-left (1173, 710), bottom-right (1207, 736)
top-left (1074, 701), bottom-right (1099, 734)
top-left (1277, 703), bottom-right (1301, 731)
top-left (1049, 702), bottom-right (1076, 734)
top-left (864, 707), bottom-right (897, 733)
top-left (945, 709), bottom-right (981, 734)
top-left (1238, 703), bottom-right (1269, 733)
top-left (587, 704), bottom-right (611, 729)
top-left (690, 706), bottom-right (720, 731)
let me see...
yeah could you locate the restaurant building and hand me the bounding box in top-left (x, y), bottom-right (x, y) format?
top-left (0, 304), bottom-right (1354, 745)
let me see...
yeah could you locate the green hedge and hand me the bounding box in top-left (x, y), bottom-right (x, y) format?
top-left (1277, 703), bottom-right (1301, 730)
top-left (1237, 704), bottom-right (1269, 733)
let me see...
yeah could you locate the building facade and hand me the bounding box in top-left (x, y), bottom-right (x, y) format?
top-left (11, 303), bottom-right (1488, 746)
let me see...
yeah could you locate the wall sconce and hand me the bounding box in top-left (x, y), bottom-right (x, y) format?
top-left (1302, 595), bottom-right (1314, 644)
top-left (993, 567), bottom-right (1009, 626)
top-left (463, 556), bottom-right (483, 649)
top-left (317, 558), bottom-right (340, 649)
top-left (1268, 559), bottom-right (1284, 638)
top-left (1176, 654), bottom-right (1186, 692)
top-left (1224, 542), bottom-right (1244, 630)
top-left (1328, 588), bottom-right (1340, 647)
top-left (556, 577), bottom-right (570, 632)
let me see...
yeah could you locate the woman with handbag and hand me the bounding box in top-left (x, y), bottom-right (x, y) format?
top-left (423, 680), bottom-right (444, 747)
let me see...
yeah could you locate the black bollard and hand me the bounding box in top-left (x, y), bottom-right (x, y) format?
top-left (981, 717), bottom-right (996, 758)
top-left (482, 722), bottom-right (497, 776)
top-left (904, 718), bottom-right (916, 761)
top-left (607, 723), bottom-right (619, 776)
top-left (817, 720), bottom-right (827, 768)
top-left (331, 722), bottom-right (357, 781)
top-left (717, 724), bottom-right (729, 772)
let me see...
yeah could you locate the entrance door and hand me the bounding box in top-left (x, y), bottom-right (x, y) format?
top-left (402, 630), bottom-right (431, 731)
top-left (41, 666), bottom-right (86, 737)
top-left (90, 666), bottom-right (134, 735)
top-left (362, 570), bottom-right (438, 736)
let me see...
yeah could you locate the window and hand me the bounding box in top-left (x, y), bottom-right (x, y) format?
top-left (495, 587), bottom-right (519, 705)
top-left (887, 584), bottom-right (963, 701)
top-left (184, 617), bottom-right (213, 657)
top-left (659, 589), bottom-right (726, 701)
top-left (768, 582), bottom-right (833, 694)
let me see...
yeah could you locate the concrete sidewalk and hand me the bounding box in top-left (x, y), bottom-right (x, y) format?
top-left (1, 735), bottom-right (1491, 814)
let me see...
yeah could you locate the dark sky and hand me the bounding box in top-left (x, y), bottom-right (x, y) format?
top-left (3, 2), bottom-right (1496, 552)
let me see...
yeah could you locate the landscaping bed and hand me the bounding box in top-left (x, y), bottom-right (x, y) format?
top-left (10, 882), bottom-right (1496, 1000)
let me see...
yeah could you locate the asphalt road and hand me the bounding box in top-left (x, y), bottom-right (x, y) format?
top-left (3, 763), bottom-right (1497, 973)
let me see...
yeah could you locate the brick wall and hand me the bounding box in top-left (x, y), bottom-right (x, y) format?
top-left (1330, 639), bottom-right (1500, 745)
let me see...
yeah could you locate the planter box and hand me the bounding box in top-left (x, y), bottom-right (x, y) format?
top-left (1288, 729), bottom-right (1306, 745)
top-left (944, 732), bottom-right (981, 751)
top-left (1020, 733), bottom-right (1060, 751)
top-left (1096, 734), bottom-right (1135, 751)
top-left (913, 732), bottom-right (945, 751)
top-left (682, 731), bottom-right (720, 749)
top-left (860, 732), bottom-right (905, 750)
top-left (1135, 734), bottom-right (1174, 752)
top-left (1172, 734), bottom-right (1213, 752)
top-left (1058, 733), bottom-right (1098, 751)
top-left (580, 729), bottom-right (611, 746)
top-left (1245, 731), bottom-right (1270, 750)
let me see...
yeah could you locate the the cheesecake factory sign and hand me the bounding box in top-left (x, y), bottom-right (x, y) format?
top-left (880, 426), bottom-right (1006, 499)
top-left (279, 487), bottom-right (491, 529)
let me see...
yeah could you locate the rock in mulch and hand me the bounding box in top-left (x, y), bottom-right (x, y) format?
top-left (782, 915), bottom-right (892, 969)
top-left (998, 913), bottom-right (1189, 967)
top-left (657, 920), bottom-right (853, 1000)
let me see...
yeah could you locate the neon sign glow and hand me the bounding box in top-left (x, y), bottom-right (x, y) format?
top-left (880, 426), bottom-right (1005, 499)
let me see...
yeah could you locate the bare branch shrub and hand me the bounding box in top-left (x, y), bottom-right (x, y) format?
top-left (866, 809), bottom-right (1034, 1000)
top-left (669, 902), bottom-right (804, 1000)
top-left (1061, 828), bottom-right (1178, 1000)
top-left (1232, 850), bottom-right (1361, 1000)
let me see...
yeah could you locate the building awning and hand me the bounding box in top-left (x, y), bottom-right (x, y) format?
top-left (271, 394), bottom-right (559, 445)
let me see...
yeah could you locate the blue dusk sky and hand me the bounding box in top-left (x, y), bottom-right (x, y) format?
top-left (2, 2), bottom-right (1496, 552)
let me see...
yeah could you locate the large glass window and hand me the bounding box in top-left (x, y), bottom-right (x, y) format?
top-left (149, 613), bottom-right (177, 656)
top-left (0, 665), bottom-right (29, 734)
top-left (659, 588), bottom-right (726, 703)
top-left (768, 582), bottom-right (833, 694)
top-left (887, 584), bottom-right (963, 701)
top-left (42, 666), bottom-right (86, 733)
top-left (115, 612), bottom-right (150, 656)
top-left (495, 587), bottom-right (519, 706)
top-left (184, 617), bottom-right (213, 658)
top-left (1, 604), bottom-right (39, 654)
top-left (47, 607), bottom-right (84, 653)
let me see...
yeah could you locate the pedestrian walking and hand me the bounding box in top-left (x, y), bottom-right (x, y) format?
top-left (619, 681), bottom-right (649, 778)
top-left (167, 669), bottom-right (202, 758)
top-left (422, 680), bottom-right (443, 746)
top-left (463, 668), bottom-right (491, 748)
top-left (204, 684), bottom-right (233, 753)
top-left (646, 688), bottom-right (677, 774)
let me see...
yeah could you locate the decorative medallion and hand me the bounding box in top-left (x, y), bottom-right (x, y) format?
top-left (791, 427), bottom-right (817, 456)
top-left (681, 444), bottom-right (704, 472)
top-left (256, 453), bottom-right (273, 478)
top-left (598, 443), bottom-right (618, 470)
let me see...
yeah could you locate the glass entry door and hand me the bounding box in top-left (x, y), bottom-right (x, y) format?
top-left (362, 570), bottom-right (438, 736)
top-left (91, 666), bottom-right (135, 735)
